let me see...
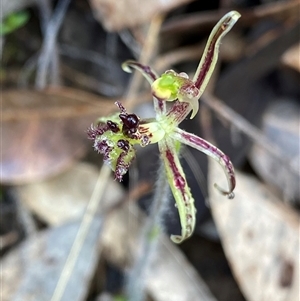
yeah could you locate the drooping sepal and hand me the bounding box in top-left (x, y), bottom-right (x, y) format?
top-left (159, 139), bottom-right (196, 243)
top-left (172, 128), bottom-right (236, 198)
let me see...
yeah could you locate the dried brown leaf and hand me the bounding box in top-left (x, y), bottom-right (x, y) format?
top-left (1, 88), bottom-right (116, 184)
top-left (282, 43), bottom-right (300, 72)
top-left (89, 0), bottom-right (195, 31)
top-left (208, 161), bottom-right (300, 301)
top-left (249, 99), bottom-right (300, 202)
top-left (16, 162), bottom-right (124, 225)
top-left (102, 202), bottom-right (218, 301)
top-left (1, 220), bottom-right (103, 301)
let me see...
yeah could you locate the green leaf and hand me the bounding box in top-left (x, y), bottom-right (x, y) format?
top-left (0, 11), bottom-right (30, 36)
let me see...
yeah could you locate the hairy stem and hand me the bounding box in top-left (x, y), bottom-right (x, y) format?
top-left (126, 162), bottom-right (170, 301)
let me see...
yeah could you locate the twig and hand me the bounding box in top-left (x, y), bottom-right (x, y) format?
top-left (0, 232), bottom-right (19, 250)
top-left (35, 0), bottom-right (71, 89)
top-left (61, 63), bottom-right (123, 97)
top-left (119, 29), bottom-right (142, 59)
top-left (37, 0), bottom-right (60, 86)
top-left (125, 14), bottom-right (164, 106)
top-left (50, 165), bottom-right (110, 301)
top-left (59, 43), bottom-right (113, 68)
top-left (154, 43), bottom-right (205, 73)
top-left (181, 147), bottom-right (209, 200)
top-left (202, 93), bottom-right (299, 176)
top-left (161, 1), bottom-right (300, 36)
top-left (2, 88), bottom-right (153, 122)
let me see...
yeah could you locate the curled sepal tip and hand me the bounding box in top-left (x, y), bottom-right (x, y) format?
top-left (214, 184), bottom-right (235, 199)
top-left (122, 60), bottom-right (159, 84)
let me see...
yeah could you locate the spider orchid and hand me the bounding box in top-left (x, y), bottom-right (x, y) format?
top-left (88, 11), bottom-right (240, 243)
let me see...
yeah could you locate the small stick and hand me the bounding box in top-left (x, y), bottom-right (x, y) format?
top-left (50, 165), bottom-right (110, 301)
top-left (125, 14), bottom-right (164, 106)
top-left (202, 93), bottom-right (298, 176)
top-left (162, 1), bottom-right (300, 36)
top-left (154, 43), bottom-right (205, 73)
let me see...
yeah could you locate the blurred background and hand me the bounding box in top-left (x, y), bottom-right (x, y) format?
top-left (1, 0), bottom-right (299, 300)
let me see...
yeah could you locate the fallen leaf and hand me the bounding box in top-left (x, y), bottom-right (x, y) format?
top-left (16, 162), bottom-right (124, 225)
top-left (249, 98), bottom-right (300, 202)
top-left (1, 88), bottom-right (116, 184)
top-left (102, 202), bottom-right (218, 301)
top-left (1, 219), bottom-right (103, 301)
top-left (208, 160), bottom-right (300, 301)
top-left (213, 21), bottom-right (300, 167)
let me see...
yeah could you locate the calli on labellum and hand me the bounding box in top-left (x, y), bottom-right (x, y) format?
top-left (88, 11), bottom-right (240, 243)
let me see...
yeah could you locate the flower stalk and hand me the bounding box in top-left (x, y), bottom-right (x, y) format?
top-left (88, 11), bottom-right (240, 243)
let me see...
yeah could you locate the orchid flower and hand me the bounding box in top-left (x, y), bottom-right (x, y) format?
top-left (88, 11), bottom-right (240, 243)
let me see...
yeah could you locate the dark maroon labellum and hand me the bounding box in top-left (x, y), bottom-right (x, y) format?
top-left (117, 139), bottom-right (130, 152)
top-left (119, 113), bottom-right (139, 129)
top-left (119, 113), bottom-right (139, 137)
top-left (107, 120), bottom-right (120, 133)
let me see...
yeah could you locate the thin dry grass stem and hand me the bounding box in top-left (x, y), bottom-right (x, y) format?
top-left (50, 165), bottom-right (111, 301)
top-left (37, 0), bottom-right (52, 32)
top-left (19, 50), bottom-right (39, 88)
top-left (198, 60), bottom-right (220, 145)
top-left (162, 1), bottom-right (299, 36)
top-left (154, 43), bottom-right (205, 73)
top-left (16, 196), bottom-right (38, 236)
top-left (119, 29), bottom-right (142, 59)
top-left (249, 0), bottom-right (300, 21)
top-left (199, 105), bottom-right (215, 144)
top-left (127, 181), bottom-right (152, 202)
top-left (202, 93), bottom-right (299, 176)
top-left (61, 63), bottom-right (123, 97)
top-left (35, 0), bottom-right (71, 89)
top-left (37, 0), bottom-right (60, 86)
top-left (2, 89), bottom-right (152, 122)
top-left (125, 14), bottom-right (165, 107)
top-left (2, 103), bottom-right (110, 121)
top-left (181, 147), bottom-right (209, 201)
